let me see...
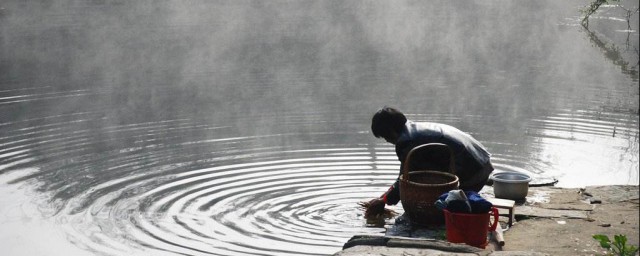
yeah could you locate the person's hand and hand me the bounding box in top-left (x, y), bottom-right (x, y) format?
top-left (359, 198), bottom-right (386, 218)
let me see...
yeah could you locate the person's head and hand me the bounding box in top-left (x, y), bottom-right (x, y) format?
top-left (371, 106), bottom-right (407, 144)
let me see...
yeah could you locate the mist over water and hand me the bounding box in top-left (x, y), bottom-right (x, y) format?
top-left (0, 0), bottom-right (638, 255)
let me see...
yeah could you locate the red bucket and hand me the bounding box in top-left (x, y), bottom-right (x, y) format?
top-left (444, 207), bottom-right (499, 248)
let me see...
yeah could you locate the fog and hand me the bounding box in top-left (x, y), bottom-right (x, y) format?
top-left (1, 0), bottom-right (638, 183)
top-left (4, 0), bottom-right (631, 124)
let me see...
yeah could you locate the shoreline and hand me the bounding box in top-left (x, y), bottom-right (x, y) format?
top-left (335, 185), bottom-right (639, 255)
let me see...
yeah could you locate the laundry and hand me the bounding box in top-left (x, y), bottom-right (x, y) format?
top-left (436, 189), bottom-right (493, 213)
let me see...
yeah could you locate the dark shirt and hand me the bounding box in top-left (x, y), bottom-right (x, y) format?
top-left (383, 121), bottom-right (492, 205)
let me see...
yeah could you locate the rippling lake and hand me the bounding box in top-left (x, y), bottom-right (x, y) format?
top-left (1, 0), bottom-right (638, 255)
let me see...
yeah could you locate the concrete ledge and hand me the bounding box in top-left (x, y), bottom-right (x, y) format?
top-left (387, 238), bottom-right (484, 253)
top-left (341, 235), bottom-right (486, 255)
top-left (336, 236), bottom-right (552, 256)
top-left (334, 245), bottom-right (479, 256)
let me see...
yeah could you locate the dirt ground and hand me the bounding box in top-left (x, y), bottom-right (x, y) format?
top-left (495, 186), bottom-right (639, 255)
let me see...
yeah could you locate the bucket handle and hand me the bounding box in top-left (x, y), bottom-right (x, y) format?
top-left (401, 143), bottom-right (457, 180)
top-left (488, 207), bottom-right (499, 231)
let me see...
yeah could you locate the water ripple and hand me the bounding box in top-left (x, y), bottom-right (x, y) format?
top-left (1, 91), bottom-right (638, 255)
top-left (11, 127), bottom-right (392, 255)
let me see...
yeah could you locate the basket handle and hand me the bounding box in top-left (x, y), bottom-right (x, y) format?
top-left (401, 143), bottom-right (457, 179)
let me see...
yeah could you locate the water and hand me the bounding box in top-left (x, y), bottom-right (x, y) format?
top-left (0, 0), bottom-right (638, 255)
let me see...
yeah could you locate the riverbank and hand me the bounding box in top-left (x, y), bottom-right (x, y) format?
top-left (335, 185), bottom-right (639, 255)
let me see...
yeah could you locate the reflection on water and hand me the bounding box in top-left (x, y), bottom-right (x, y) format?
top-left (0, 0), bottom-right (638, 255)
top-left (581, 0), bottom-right (639, 81)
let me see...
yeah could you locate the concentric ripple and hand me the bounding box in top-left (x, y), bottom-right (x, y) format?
top-left (125, 152), bottom-right (391, 255)
top-left (9, 120), bottom-right (399, 255)
top-left (1, 99), bottom-right (638, 255)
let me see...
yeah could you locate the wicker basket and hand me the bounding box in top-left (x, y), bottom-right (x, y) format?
top-left (399, 143), bottom-right (459, 226)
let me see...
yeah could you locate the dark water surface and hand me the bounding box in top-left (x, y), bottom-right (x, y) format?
top-left (1, 0), bottom-right (638, 255)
